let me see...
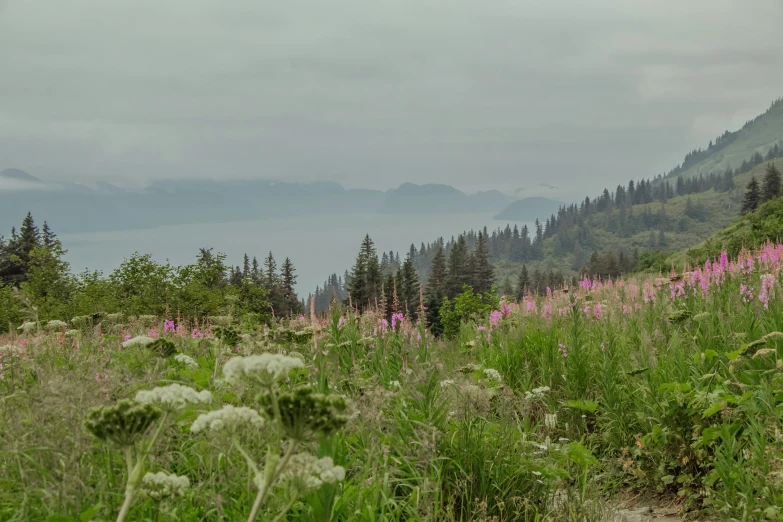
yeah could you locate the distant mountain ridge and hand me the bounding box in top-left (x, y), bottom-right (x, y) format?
top-left (664, 98), bottom-right (783, 181)
top-left (493, 197), bottom-right (563, 221)
top-left (0, 170), bottom-right (519, 234)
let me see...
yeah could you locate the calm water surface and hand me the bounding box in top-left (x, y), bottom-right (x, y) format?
top-left (60, 213), bottom-right (532, 293)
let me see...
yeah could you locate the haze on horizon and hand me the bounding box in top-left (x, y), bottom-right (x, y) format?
top-left (1, 0), bottom-right (782, 200)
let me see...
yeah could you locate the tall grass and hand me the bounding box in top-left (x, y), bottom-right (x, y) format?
top-left (2, 244), bottom-right (783, 521)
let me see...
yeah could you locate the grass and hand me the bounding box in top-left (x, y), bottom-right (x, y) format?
top-left (2, 243), bottom-right (783, 521)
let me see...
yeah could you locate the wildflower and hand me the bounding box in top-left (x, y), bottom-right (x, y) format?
top-left (391, 313), bottom-right (404, 332)
top-left (593, 304), bottom-right (602, 320)
top-left (140, 471), bottom-right (190, 500)
top-left (740, 284), bottom-right (754, 303)
top-left (223, 354), bottom-right (305, 386)
top-left (440, 379), bottom-right (456, 388)
top-left (390, 380), bottom-right (401, 389)
top-left (526, 300), bottom-right (537, 313)
top-left (483, 368), bottom-right (502, 385)
top-left (489, 310), bottom-right (503, 329)
top-left (148, 329), bottom-right (159, 339)
top-left (278, 453), bottom-right (346, 492)
top-left (337, 317), bottom-right (345, 330)
top-left (173, 353), bottom-right (198, 369)
top-left (46, 320), bottom-right (68, 330)
top-left (541, 304), bottom-right (552, 319)
top-left (259, 386), bottom-right (348, 440)
top-left (84, 400), bottom-right (162, 447)
top-left (164, 320), bottom-right (176, 334)
top-left (17, 321), bottom-right (37, 333)
top-left (190, 405), bottom-right (265, 434)
top-left (191, 328), bottom-right (204, 339)
top-left (544, 413), bottom-right (557, 429)
top-left (122, 335), bottom-right (155, 348)
top-left (477, 325), bottom-right (487, 332)
top-left (558, 343), bottom-right (568, 358)
top-left (135, 384), bottom-right (212, 411)
top-left (501, 304), bottom-right (511, 317)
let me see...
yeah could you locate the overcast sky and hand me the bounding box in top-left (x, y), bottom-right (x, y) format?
top-left (1, 0), bottom-right (781, 198)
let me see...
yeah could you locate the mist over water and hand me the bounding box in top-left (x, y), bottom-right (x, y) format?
top-left (60, 213), bottom-right (534, 294)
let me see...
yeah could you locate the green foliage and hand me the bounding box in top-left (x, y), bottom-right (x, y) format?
top-left (439, 285), bottom-right (499, 338)
top-left (84, 400), bottom-right (162, 448)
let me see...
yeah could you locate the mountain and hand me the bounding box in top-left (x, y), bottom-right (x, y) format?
top-left (379, 183), bottom-right (516, 213)
top-left (0, 174), bottom-right (517, 234)
top-left (493, 197), bottom-right (563, 221)
top-left (665, 98), bottom-right (783, 181)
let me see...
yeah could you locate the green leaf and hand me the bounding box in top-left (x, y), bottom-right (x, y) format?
top-left (627, 367), bottom-right (650, 376)
top-left (702, 402), bottom-right (724, 418)
top-left (565, 399), bottom-right (599, 413)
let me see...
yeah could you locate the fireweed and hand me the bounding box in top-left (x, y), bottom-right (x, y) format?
top-left (191, 354), bottom-right (347, 522)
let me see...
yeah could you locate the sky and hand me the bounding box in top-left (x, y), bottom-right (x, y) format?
top-left (1, 0), bottom-right (782, 200)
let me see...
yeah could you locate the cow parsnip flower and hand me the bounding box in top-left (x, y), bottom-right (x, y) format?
top-left (483, 368), bottom-right (502, 385)
top-left (46, 320), bottom-right (68, 330)
top-left (223, 354), bottom-right (305, 386)
top-left (173, 353), bottom-right (198, 369)
top-left (84, 400), bottom-right (162, 447)
top-left (135, 384), bottom-right (212, 411)
top-left (260, 386), bottom-right (347, 440)
top-left (279, 453), bottom-right (346, 492)
top-left (140, 471), bottom-right (190, 500)
top-left (122, 336), bottom-right (155, 348)
top-left (191, 405), bottom-right (265, 435)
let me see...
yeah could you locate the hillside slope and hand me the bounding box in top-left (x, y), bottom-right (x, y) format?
top-left (671, 181), bottom-right (783, 267)
top-left (667, 98), bottom-right (783, 181)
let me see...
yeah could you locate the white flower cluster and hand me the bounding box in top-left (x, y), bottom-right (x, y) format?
top-left (0, 345), bottom-right (23, 355)
top-left (524, 386), bottom-right (551, 400)
top-left (279, 453), bottom-right (346, 492)
top-left (173, 353), bottom-right (198, 369)
top-left (223, 354), bottom-right (305, 386)
top-left (135, 384), bottom-right (212, 411)
top-left (17, 322), bottom-right (37, 333)
top-left (191, 405), bottom-right (265, 434)
top-left (122, 335), bottom-right (155, 348)
top-left (46, 320), bottom-right (68, 330)
top-left (440, 379), bottom-right (456, 389)
top-left (140, 471), bottom-right (190, 500)
top-left (482, 368), bottom-right (502, 385)
top-left (544, 413), bottom-right (557, 429)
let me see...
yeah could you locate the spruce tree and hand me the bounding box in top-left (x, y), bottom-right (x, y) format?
top-left (445, 235), bottom-right (470, 298)
top-left (400, 255), bottom-right (419, 315)
top-left (761, 163), bottom-right (782, 203)
top-left (742, 176), bottom-right (761, 214)
top-left (426, 247), bottom-right (446, 296)
top-left (263, 252), bottom-right (282, 314)
top-left (516, 264), bottom-right (530, 299)
top-left (242, 254), bottom-right (250, 278)
top-left (280, 257), bottom-right (300, 315)
top-left (471, 231), bottom-right (494, 294)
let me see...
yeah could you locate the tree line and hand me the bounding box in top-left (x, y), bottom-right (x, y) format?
top-left (0, 212), bottom-right (303, 332)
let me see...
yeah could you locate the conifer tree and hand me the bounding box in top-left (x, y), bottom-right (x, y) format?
top-left (471, 231), bottom-right (494, 294)
top-left (516, 264), bottom-right (530, 299)
top-left (742, 176), bottom-right (761, 214)
top-left (242, 254), bottom-right (250, 278)
top-left (761, 163), bottom-right (781, 203)
top-left (426, 247), bottom-right (446, 296)
top-left (280, 257), bottom-right (300, 315)
top-left (445, 235), bottom-right (470, 298)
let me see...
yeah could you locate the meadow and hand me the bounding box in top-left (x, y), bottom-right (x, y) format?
top-left (2, 244), bottom-right (783, 521)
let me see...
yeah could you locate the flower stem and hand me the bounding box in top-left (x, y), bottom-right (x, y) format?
top-left (245, 439), bottom-right (298, 522)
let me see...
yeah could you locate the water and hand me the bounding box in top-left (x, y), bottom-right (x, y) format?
top-left (60, 213), bottom-right (533, 294)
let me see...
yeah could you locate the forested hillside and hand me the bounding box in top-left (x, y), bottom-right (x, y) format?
top-left (314, 99), bottom-right (783, 311)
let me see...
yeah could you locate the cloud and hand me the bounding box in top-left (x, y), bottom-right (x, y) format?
top-left (0, 0), bottom-right (781, 196)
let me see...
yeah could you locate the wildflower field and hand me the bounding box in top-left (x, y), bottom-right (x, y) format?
top-left (3, 245), bottom-right (783, 522)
